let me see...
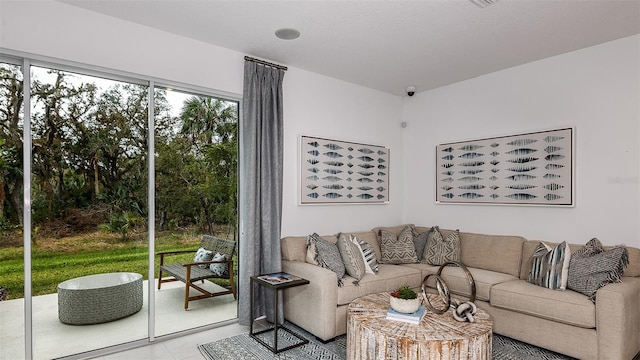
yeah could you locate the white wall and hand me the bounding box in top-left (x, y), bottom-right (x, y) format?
top-left (282, 69), bottom-right (404, 236)
top-left (403, 35), bottom-right (640, 247)
top-left (0, 0), bottom-right (405, 238)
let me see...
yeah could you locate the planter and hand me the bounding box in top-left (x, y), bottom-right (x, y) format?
top-left (389, 295), bottom-right (421, 314)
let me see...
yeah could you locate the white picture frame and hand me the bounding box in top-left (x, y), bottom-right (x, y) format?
top-left (300, 135), bottom-right (389, 204)
top-left (435, 127), bottom-right (574, 206)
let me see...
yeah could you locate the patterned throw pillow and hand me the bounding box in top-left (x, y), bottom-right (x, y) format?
top-left (567, 238), bottom-right (629, 302)
top-left (527, 241), bottom-right (571, 290)
top-left (209, 252), bottom-right (227, 276)
top-left (307, 233), bottom-right (346, 286)
top-left (379, 225), bottom-right (418, 264)
top-left (422, 226), bottom-right (460, 265)
top-left (355, 236), bottom-right (379, 274)
top-left (412, 228), bottom-right (431, 262)
top-left (194, 247), bottom-right (214, 269)
top-left (337, 233), bottom-right (366, 283)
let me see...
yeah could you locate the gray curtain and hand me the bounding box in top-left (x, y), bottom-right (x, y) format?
top-left (238, 60), bottom-right (285, 326)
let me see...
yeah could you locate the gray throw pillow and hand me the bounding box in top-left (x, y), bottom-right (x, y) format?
top-left (422, 226), bottom-right (460, 265)
top-left (412, 227), bottom-right (431, 262)
top-left (307, 233), bottom-right (346, 286)
top-left (567, 238), bottom-right (629, 302)
top-left (379, 225), bottom-right (418, 264)
top-left (337, 233), bottom-right (366, 284)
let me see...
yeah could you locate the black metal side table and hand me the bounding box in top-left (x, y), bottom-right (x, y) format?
top-left (249, 273), bottom-right (310, 353)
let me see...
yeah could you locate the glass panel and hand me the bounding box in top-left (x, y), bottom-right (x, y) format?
top-left (0, 62), bottom-right (26, 360)
top-left (29, 66), bottom-right (149, 358)
top-left (154, 88), bottom-right (238, 336)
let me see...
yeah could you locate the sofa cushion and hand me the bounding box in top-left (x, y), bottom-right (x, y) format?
top-left (379, 226), bottom-right (418, 264)
top-left (422, 226), bottom-right (460, 265)
top-left (337, 233), bottom-right (366, 282)
top-left (281, 235), bottom-right (311, 262)
top-left (568, 238), bottom-right (629, 301)
top-left (437, 229), bottom-right (525, 278)
top-left (527, 241), bottom-right (571, 290)
top-left (336, 264), bottom-right (422, 306)
top-left (490, 280), bottom-right (596, 328)
top-left (414, 264), bottom-right (518, 301)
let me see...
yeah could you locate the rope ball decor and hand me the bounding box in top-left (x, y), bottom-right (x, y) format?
top-left (421, 261), bottom-right (478, 322)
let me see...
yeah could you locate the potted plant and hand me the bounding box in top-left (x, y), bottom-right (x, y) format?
top-left (390, 285), bottom-right (421, 313)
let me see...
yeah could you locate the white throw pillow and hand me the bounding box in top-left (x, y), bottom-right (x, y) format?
top-left (209, 253), bottom-right (227, 276)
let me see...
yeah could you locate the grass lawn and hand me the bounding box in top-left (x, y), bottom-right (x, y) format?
top-left (0, 229), bottom-right (236, 299)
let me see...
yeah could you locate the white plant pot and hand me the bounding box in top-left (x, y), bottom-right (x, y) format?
top-left (389, 295), bottom-right (421, 313)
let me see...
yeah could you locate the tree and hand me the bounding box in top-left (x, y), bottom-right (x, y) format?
top-left (0, 64), bottom-right (24, 225)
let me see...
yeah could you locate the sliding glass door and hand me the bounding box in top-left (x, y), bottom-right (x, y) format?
top-left (0, 56), bottom-right (239, 359)
top-left (153, 87), bottom-right (239, 336)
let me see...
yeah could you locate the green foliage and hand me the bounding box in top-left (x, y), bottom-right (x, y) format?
top-left (391, 285), bottom-right (418, 300)
top-left (98, 211), bottom-right (141, 241)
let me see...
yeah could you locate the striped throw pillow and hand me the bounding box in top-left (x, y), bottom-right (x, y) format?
top-left (527, 241), bottom-right (571, 290)
top-left (354, 236), bottom-right (379, 274)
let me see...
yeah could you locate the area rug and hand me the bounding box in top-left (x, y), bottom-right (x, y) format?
top-left (198, 322), bottom-right (576, 360)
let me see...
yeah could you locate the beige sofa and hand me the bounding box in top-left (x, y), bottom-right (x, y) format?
top-left (280, 224), bottom-right (640, 360)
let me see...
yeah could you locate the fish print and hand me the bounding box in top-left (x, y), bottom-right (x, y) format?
top-left (324, 143), bottom-right (343, 150)
top-left (507, 138), bottom-right (537, 146)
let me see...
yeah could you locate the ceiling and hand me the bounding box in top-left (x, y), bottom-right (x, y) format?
top-left (61, 0), bottom-right (640, 96)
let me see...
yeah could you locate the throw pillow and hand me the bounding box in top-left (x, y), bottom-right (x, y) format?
top-left (379, 225), bottom-right (418, 264)
top-left (355, 236), bottom-right (379, 274)
top-left (527, 241), bottom-right (571, 290)
top-left (209, 253), bottom-right (227, 276)
top-left (412, 227), bottom-right (431, 262)
top-left (194, 247), bottom-right (214, 269)
top-left (307, 233), bottom-right (346, 286)
top-left (422, 226), bottom-right (460, 265)
top-left (336, 233), bottom-right (366, 283)
top-left (567, 238), bottom-right (629, 301)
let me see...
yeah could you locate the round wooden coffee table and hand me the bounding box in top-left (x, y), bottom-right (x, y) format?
top-left (347, 292), bottom-right (492, 360)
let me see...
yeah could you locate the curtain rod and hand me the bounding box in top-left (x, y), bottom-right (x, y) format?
top-left (244, 56), bottom-right (288, 71)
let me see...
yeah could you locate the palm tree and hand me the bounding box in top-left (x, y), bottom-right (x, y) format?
top-left (179, 97), bottom-right (237, 145)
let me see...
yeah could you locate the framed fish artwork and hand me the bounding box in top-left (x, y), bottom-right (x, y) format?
top-left (300, 135), bottom-right (390, 204)
top-left (435, 127), bottom-right (574, 206)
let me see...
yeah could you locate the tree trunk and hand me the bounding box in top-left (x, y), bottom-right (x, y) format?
top-left (0, 172), bottom-right (6, 219)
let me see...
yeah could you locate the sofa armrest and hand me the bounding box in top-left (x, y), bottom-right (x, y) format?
top-left (282, 259), bottom-right (339, 341)
top-left (596, 276), bottom-right (640, 360)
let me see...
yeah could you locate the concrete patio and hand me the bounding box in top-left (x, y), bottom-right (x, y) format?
top-left (0, 280), bottom-right (237, 360)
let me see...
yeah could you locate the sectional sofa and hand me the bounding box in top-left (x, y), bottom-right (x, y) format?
top-left (280, 224), bottom-right (640, 360)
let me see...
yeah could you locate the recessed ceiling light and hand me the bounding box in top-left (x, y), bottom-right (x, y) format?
top-left (275, 28), bottom-right (300, 40)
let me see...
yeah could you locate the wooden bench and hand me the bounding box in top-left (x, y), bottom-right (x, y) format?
top-left (157, 235), bottom-right (236, 309)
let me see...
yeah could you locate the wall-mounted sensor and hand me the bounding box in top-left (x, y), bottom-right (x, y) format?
top-left (406, 85), bottom-right (416, 96)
